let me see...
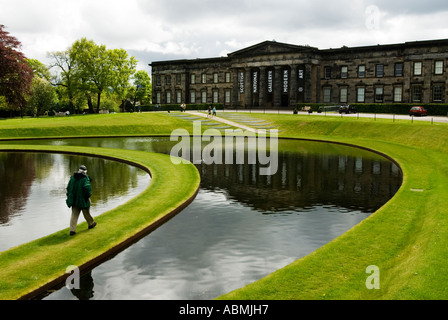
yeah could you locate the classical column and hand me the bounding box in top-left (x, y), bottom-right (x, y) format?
top-left (245, 68), bottom-right (252, 108)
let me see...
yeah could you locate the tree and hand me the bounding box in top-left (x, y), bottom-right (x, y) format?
top-left (27, 76), bottom-right (57, 116)
top-left (0, 25), bottom-right (33, 115)
top-left (132, 70), bottom-right (152, 107)
top-left (47, 49), bottom-right (79, 113)
top-left (27, 58), bottom-right (51, 81)
top-left (70, 38), bottom-right (109, 113)
top-left (70, 38), bottom-right (137, 113)
top-left (109, 48), bottom-right (137, 112)
top-left (25, 58), bottom-right (57, 116)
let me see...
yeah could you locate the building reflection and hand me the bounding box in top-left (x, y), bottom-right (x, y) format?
top-left (195, 151), bottom-right (402, 213)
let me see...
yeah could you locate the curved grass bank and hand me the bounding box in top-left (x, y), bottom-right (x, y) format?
top-left (0, 113), bottom-right (196, 139)
top-left (218, 114), bottom-right (448, 300)
top-left (0, 144), bottom-right (200, 300)
top-left (2, 112), bottom-right (448, 300)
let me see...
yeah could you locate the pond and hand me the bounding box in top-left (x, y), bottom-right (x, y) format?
top-left (0, 137), bottom-right (402, 300)
top-left (0, 152), bottom-right (150, 252)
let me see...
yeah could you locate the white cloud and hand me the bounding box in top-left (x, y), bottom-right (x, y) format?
top-left (0, 0), bottom-right (447, 72)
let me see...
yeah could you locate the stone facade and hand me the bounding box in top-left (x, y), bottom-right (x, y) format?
top-left (150, 39), bottom-right (448, 108)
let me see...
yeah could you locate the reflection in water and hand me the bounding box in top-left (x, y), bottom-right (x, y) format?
top-left (0, 152), bottom-right (150, 252)
top-left (197, 151), bottom-right (401, 214)
top-left (30, 137), bottom-right (402, 300)
top-left (70, 271), bottom-right (94, 300)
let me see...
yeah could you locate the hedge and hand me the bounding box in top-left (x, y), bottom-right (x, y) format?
top-left (296, 103), bottom-right (448, 116)
top-left (140, 103), bottom-right (224, 112)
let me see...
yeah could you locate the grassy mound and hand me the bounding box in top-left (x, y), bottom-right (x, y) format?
top-left (0, 144), bottom-right (200, 300)
top-left (218, 114), bottom-right (448, 299)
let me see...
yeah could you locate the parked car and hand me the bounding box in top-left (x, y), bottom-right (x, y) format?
top-left (409, 106), bottom-right (427, 117)
top-left (339, 105), bottom-right (357, 114)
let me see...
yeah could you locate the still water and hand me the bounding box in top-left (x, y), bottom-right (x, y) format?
top-left (0, 152), bottom-right (150, 252)
top-left (0, 138), bottom-right (402, 300)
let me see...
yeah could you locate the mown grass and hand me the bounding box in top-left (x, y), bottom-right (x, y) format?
top-left (2, 111), bottom-right (448, 300)
top-left (0, 113), bottom-right (196, 139)
top-left (0, 144), bottom-right (200, 300)
top-left (217, 113), bottom-right (448, 300)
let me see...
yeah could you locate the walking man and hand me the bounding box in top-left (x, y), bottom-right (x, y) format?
top-left (66, 165), bottom-right (97, 236)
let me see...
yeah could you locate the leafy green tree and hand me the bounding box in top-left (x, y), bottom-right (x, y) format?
top-left (27, 76), bottom-right (57, 116)
top-left (109, 48), bottom-right (137, 112)
top-left (70, 38), bottom-right (137, 113)
top-left (47, 49), bottom-right (79, 113)
top-left (70, 38), bottom-right (109, 113)
top-left (132, 70), bottom-right (152, 107)
top-left (27, 59), bottom-right (51, 81)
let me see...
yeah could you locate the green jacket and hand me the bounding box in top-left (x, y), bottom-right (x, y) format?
top-left (66, 172), bottom-right (92, 209)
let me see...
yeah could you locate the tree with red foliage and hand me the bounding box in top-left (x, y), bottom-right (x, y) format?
top-left (0, 25), bottom-right (33, 115)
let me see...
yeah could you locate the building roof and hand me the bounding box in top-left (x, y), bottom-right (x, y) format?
top-left (227, 40), bottom-right (318, 58)
top-left (150, 39), bottom-right (448, 67)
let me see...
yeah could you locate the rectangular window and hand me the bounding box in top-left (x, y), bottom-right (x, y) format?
top-left (375, 87), bottom-right (384, 102)
top-left (213, 90), bottom-right (219, 103)
top-left (176, 91), bottom-right (182, 104)
top-left (414, 62), bottom-right (422, 76)
top-left (225, 72), bottom-right (231, 83)
top-left (202, 73), bottom-right (207, 84)
top-left (166, 76), bottom-right (171, 86)
top-left (225, 90), bottom-right (231, 104)
top-left (166, 91), bottom-right (171, 104)
top-left (176, 74), bottom-right (181, 85)
top-left (190, 91), bottom-right (196, 104)
top-left (156, 92), bottom-right (161, 104)
top-left (357, 87), bottom-right (365, 102)
top-left (156, 76), bottom-right (161, 86)
top-left (376, 64), bottom-right (384, 77)
top-left (435, 61), bottom-right (444, 75)
top-left (393, 87), bottom-right (403, 102)
top-left (358, 65), bottom-right (366, 78)
top-left (190, 74), bottom-right (196, 84)
top-left (412, 86), bottom-right (422, 102)
top-left (323, 88), bottom-right (331, 103)
top-left (341, 66), bottom-right (348, 79)
top-left (395, 63), bottom-right (403, 77)
top-left (324, 67), bottom-right (331, 79)
top-left (433, 85), bottom-right (443, 102)
top-left (213, 73), bottom-right (219, 83)
top-left (340, 87), bottom-right (348, 103)
top-left (201, 91), bottom-right (207, 103)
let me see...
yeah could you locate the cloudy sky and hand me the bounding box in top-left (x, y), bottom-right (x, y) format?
top-left (1, 0), bottom-right (448, 73)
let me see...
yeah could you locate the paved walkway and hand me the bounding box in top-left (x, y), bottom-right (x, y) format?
top-left (186, 111), bottom-right (266, 133)
top-left (174, 109), bottom-right (448, 133)
top-left (219, 109), bottom-right (448, 124)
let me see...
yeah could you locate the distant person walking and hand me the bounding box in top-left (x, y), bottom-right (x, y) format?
top-left (66, 165), bottom-right (96, 236)
top-left (213, 106), bottom-right (217, 117)
top-left (208, 105), bottom-right (212, 118)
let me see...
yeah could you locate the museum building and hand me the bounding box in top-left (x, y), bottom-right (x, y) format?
top-left (150, 39), bottom-right (448, 108)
